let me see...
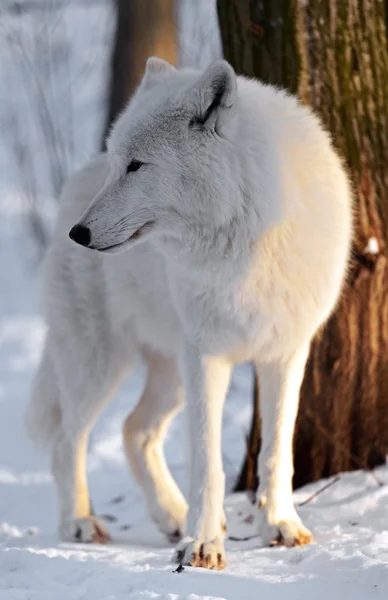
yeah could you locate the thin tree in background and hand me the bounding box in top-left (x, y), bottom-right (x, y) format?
top-left (217, 0), bottom-right (388, 490)
top-left (103, 0), bottom-right (176, 142)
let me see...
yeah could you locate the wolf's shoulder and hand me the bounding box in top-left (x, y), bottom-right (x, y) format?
top-left (236, 75), bottom-right (321, 131)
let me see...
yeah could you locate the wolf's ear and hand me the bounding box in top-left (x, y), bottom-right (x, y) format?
top-left (141, 57), bottom-right (176, 90)
top-left (141, 57), bottom-right (176, 89)
top-left (190, 60), bottom-right (237, 134)
top-left (145, 56), bottom-right (176, 75)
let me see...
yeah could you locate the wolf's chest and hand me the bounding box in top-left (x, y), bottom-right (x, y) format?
top-left (169, 274), bottom-right (255, 354)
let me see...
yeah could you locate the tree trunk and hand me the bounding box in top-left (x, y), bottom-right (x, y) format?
top-left (234, 370), bottom-right (260, 492)
top-left (102, 0), bottom-right (176, 144)
top-left (217, 0), bottom-right (388, 491)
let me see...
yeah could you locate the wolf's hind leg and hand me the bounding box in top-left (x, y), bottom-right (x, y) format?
top-left (52, 426), bottom-right (111, 543)
top-left (50, 338), bottom-right (128, 543)
top-left (123, 352), bottom-right (187, 540)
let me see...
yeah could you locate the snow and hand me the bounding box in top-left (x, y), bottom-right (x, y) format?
top-left (1, 1), bottom-right (388, 598)
top-left (364, 237), bottom-right (380, 256)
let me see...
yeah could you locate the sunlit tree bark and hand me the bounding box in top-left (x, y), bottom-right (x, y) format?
top-left (218, 0), bottom-right (388, 490)
top-left (103, 0), bottom-right (176, 143)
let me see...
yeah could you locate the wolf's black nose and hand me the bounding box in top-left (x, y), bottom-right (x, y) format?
top-left (69, 224), bottom-right (91, 247)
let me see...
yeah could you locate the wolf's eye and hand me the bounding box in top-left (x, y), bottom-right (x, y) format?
top-left (126, 160), bottom-right (143, 174)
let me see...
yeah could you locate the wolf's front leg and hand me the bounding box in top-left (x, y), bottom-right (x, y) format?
top-left (175, 344), bottom-right (232, 570)
top-left (255, 345), bottom-right (313, 547)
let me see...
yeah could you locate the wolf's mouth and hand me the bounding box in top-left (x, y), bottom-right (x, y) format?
top-left (93, 220), bottom-right (155, 254)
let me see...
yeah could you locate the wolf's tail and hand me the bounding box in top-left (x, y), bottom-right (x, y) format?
top-left (26, 342), bottom-right (62, 450)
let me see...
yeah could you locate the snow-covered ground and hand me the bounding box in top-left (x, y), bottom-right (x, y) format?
top-left (1, 1), bottom-right (388, 598)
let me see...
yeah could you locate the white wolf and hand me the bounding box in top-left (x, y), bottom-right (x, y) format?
top-left (27, 57), bottom-right (352, 569)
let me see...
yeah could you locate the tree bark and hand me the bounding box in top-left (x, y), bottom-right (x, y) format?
top-left (234, 369), bottom-right (260, 492)
top-left (102, 0), bottom-right (176, 144)
top-left (217, 0), bottom-right (388, 491)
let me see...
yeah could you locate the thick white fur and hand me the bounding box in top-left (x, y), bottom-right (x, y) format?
top-left (27, 58), bottom-right (352, 567)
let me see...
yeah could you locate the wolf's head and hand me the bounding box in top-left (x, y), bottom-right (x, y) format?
top-left (69, 57), bottom-right (242, 254)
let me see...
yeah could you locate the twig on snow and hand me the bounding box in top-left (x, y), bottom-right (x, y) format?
top-left (298, 475), bottom-right (341, 507)
top-left (173, 563), bottom-right (185, 574)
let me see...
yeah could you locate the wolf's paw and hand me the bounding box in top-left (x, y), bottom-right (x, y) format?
top-left (259, 513), bottom-right (313, 547)
top-left (174, 536), bottom-right (226, 570)
top-left (60, 517), bottom-right (111, 544)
